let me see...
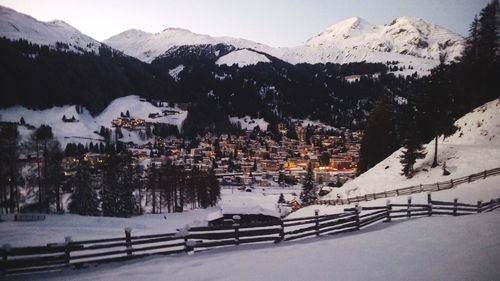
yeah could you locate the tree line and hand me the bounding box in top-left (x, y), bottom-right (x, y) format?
top-left (0, 123), bottom-right (220, 217)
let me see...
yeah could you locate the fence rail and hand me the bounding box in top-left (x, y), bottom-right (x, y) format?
top-left (2, 194), bottom-right (500, 276)
top-left (317, 167), bottom-right (500, 206)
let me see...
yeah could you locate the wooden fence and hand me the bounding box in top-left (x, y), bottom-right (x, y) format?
top-left (317, 167), bottom-right (500, 206)
top-left (2, 194), bottom-right (500, 276)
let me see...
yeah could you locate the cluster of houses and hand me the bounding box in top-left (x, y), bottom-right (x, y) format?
top-left (137, 124), bottom-right (362, 188)
top-left (111, 117), bottom-right (146, 129)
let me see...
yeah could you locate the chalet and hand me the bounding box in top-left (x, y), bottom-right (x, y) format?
top-left (207, 207), bottom-right (281, 226)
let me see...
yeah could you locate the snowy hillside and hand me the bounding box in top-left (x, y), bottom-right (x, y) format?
top-left (0, 5), bottom-right (103, 54)
top-left (105, 16), bottom-right (463, 73)
top-left (324, 98), bottom-right (500, 199)
top-left (215, 49), bottom-right (271, 67)
top-left (229, 116), bottom-right (269, 131)
top-left (0, 95), bottom-right (188, 147)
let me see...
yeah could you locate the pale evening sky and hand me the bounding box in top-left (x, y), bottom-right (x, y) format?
top-left (0, 0), bottom-right (489, 47)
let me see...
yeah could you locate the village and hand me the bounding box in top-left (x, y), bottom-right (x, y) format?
top-left (92, 110), bottom-right (362, 193)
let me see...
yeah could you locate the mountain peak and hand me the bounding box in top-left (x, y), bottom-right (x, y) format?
top-left (328, 17), bottom-right (370, 29)
top-left (48, 19), bottom-right (70, 26)
top-left (305, 17), bottom-right (375, 47)
top-left (388, 16), bottom-right (426, 26)
top-left (110, 29), bottom-right (151, 39)
top-left (161, 27), bottom-right (193, 34)
top-left (0, 5), bottom-right (102, 53)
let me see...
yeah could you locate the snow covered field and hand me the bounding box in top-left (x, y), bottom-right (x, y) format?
top-left (0, 185), bottom-right (300, 247)
top-left (5, 211), bottom-right (500, 281)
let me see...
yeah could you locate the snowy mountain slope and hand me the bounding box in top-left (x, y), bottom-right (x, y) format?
top-left (105, 16), bottom-right (463, 73)
top-left (104, 28), bottom-right (272, 63)
top-left (0, 5), bottom-right (103, 54)
top-left (215, 49), bottom-right (271, 67)
top-left (0, 95), bottom-right (188, 147)
top-left (168, 64), bottom-right (185, 81)
top-left (229, 116), bottom-right (269, 131)
top-left (303, 17), bottom-right (463, 62)
top-left (323, 98), bottom-right (500, 199)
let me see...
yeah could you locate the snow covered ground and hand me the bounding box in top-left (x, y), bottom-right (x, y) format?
top-left (0, 210), bottom-right (211, 247)
top-left (215, 49), bottom-right (271, 67)
top-left (290, 175), bottom-right (500, 218)
top-left (5, 210), bottom-right (500, 281)
top-left (324, 98), bottom-right (500, 200)
top-left (0, 185), bottom-right (300, 247)
top-left (0, 95), bottom-right (187, 147)
top-left (229, 115), bottom-right (269, 131)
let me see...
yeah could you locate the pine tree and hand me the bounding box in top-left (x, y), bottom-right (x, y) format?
top-left (207, 169), bottom-right (220, 207)
top-left (301, 162), bottom-right (316, 204)
top-left (400, 118), bottom-right (426, 178)
top-left (418, 59), bottom-right (457, 168)
top-left (101, 152), bottom-right (124, 216)
top-left (460, 1), bottom-right (500, 109)
top-left (30, 125), bottom-right (56, 212)
top-left (101, 152), bottom-right (137, 217)
top-left (277, 193), bottom-right (286, 204)
top-left (357, 95), bottom-right (397, 175)
top-left (44, 141), bottom-right (64, 212)
top-left (0, 123), bottom-right (22, 213)
top-left (68, 159), bottom-right (99, 216)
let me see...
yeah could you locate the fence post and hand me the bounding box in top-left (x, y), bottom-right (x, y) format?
top-left (2, 244), bottom-right (9, 276)
top-left (427, 192), bottom-right (432, 217)
top-left (468, 175), bottom-right (472, 183)
top-left (420, 184), bottom-right (423, 192)
top-left (276, 220), bottom-right (285, 243)
top-left (314, 209), bottom-right (320, 237)
top-left (64, 236), bottom-right (72, 266)
top-left (477, 200), bottom-right (482, 213)
top-left (483, 170), bottom-right (487, 179)
top-left (450, 179), bottom-right (454, 187)
top-left (233, 215), bottom-right (241, 245)
top-left (407, 196), bottom-right (412, 218)
top-left (453, 198), bottom-right (458, 216)
top-left (385, 200), bottom-right (391, 222)
top-left (354, 204), bottom-right (360, 230)
top-left (437, 182), bottom-right (440, 191)
top-left (185, 240), bottom-right (196, 256)
top-left (125, 228), bottom-right (132, 256)
top-left (396, 189), bottom-right (399, 196)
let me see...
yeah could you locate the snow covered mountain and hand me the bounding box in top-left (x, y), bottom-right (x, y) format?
top-left (1, 5), bottom-right (464, 72)
top-left (302, 16), bottom-right (463, 62)
top-left (104, 28), bottom-right (272, 63)
top-left (105, 16), bottom-right (464, 72)
top-left (0, 5), bottom-right (103, 54)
